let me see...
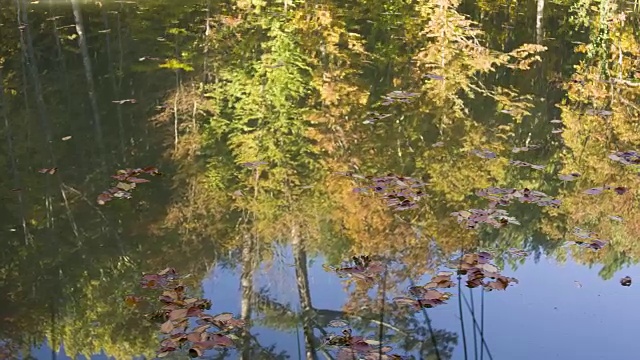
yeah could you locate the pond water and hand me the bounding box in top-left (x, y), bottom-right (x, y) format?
top-left (1, 0), bottom-right (640, 359)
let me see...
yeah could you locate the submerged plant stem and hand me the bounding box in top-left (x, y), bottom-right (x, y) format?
top-left (470, 288), bottom-right (478, 359)
top-left (458, 275), bottom-right (469, 360)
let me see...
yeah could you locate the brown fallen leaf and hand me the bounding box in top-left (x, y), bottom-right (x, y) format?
top-left (169, 308), bottom-right (188, 321)
top-left (160, 320), bottom-right (174, 334)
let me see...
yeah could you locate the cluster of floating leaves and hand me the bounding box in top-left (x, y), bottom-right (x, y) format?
top-left (134, 268), bottom-right (244, 358)
top-left (323, 255), bottom-right (385, 283)
top-left (392, 252), bottom-right (517, 312)
top-left (341, 172), bottom-right (427, 211)
top-left (509, 160), bottom-right (544, 170)
top-left (583, 185), bottom-right (628, 196)
top-left (570, 227), bottom-right (608, 250)
top-left (97, 167), bottom-right (160, 205)
top-left (380, 90), bottom-right (419, 106)
top-left (393, 272), bottom-right (455, 310)
top-left (454, 252), bottom-right (519, 291)
top-left (323, 328), bottom-right (403, 360)
top-left (609, 150), bottom-right (640, 166)
top-left (451, 207), bottom-right (520, 229)
top-left (363, 111), bottom-right (392, 125)
top-left (476, 187), bottom-right (561, 208)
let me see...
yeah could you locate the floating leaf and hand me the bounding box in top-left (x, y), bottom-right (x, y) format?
top-left (509, 160), bottom-right (544, 170)
top-left (117, 182), bottom-right (135, 191)
top-left (363, 112), bottom-right (392, 125)
top-left (621, 276), bottom-right (632, 287)
top-left (558, 172), bottom-right (581, 181)
top-left (609, 151), bottom-right (640, 166)
top-left (328, 319), bottom-right (349, 328)
top-left (476, 187), bottom-right (561, 207)
top-left (512, 145), bottom-right (539, 153)
top-left (452, 208), bottom-right (520, 229)
top-left (160, 320), bottom-right (174, 334)
top-left (380, 90), bottom-right (419, 105)
top-left (613, 186), bottom-right (628, 195)
top-left (124, 295), bottom-right (142, 307)
top-left (127, 177), bottom-right (150, 183)
top-left (211, 313), bottom-right (233, 322)
top-left (111, 99), bottom-right (137, 104)
top-left (583, 187), bottom-right (605, 195)
top-left (38, 167), bottom-right (57, 175)
top-left (424, 74), bottom-right (444, 80)
top-left (585, 109), bottom-right (612, 117)
top-left (169, 308), bottom-right (188, 321)
top-left (240, 161), bottom-right (267, 168)
top-left (471, 149), bottom-right (497, 159)
top-left (507, 248), bottom-right (528, 257)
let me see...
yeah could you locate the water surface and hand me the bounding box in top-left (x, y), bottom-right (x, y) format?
top-left (1, 0), bottom-right (640, 359)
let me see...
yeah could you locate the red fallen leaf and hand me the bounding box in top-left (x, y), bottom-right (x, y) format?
top-left (97, 192), bottom-right (113, 205)
top-left (209, 334), bottom-right (234, 347)
top-left (350, 338), bottom-right (372, 352)
top-left (38, 167), bottom-right (57, 175)
top-left (614, 186), bottom-right (628, 195)
top-left (142, 166), bottom-right (161, 175)
top-left (169, 308), bottom-right (188, 320)
top-left (190, 335), bottom-right (234, 354)
top-left (160, 320), bottom-right (174, 334)
top-left (186, 306), bottom-right (203, 317)
top-left (111, 174), bottom-right (129, 181)
top-left (140, 273), bottom-right (167, 288)
top-left (621, 276), bottom-right (632, 287)
top-left (127, 177), bottom-right (150, 183)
